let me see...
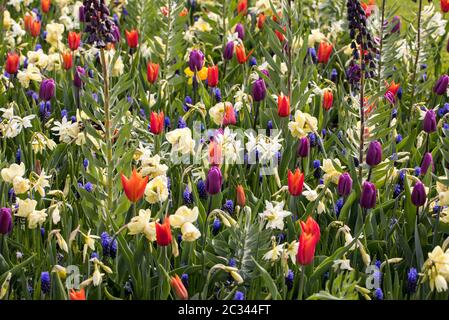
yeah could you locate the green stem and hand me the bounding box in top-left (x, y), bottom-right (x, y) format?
top-left (297, 266), bottom-right (305, 300)
top-left (409, 0), bottom-right (423, 120)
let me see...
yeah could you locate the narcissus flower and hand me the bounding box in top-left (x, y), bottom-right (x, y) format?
top-left (296, 216), bottom-right (320, 265)
top-left (150, 111), bottom-right (164, 135)
top-left (288, 168), bottom-right (304, 196)
top-left (317, 41), bottom-right (332, 63)
top-left (207, 65), bottom-right (219, 87)
top-left (323, 90), bottom-right (333, 110)
top-left (121, 169), bottom-right (149, 202)
top-left (155, 217), bottom-right (172, 246)
top-left (5, 52), bottom-right (20, 75)
top-left (125, 29), bottom-right (138, 48)
top-left (147, 62), bottom-right (159, 84)
top-left (69, 288), bottom-right (86, 300)
top-left (68, 31), bottom-right (81, 51)
top-left (170, 274), bottom-right (188, 300)
top-left (278, 93), bottom-right (290, 117)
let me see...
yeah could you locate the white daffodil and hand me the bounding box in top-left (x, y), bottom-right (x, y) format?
top-left (144, 175), bottom-right (169, 204)
top-left (259, 201), bottom-right (292, 230)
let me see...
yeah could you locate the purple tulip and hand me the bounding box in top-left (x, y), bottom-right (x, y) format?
top-left (39, 78), bottom-right (55, 101)
top-left (338, 172), bottom-right (353, 197)
top-left (252, 78), bottom-right (266, 102)
top-left (111, 24), bottom-right (120, 43)
top-left (74, 66), bottom-right (85, 88)
top-left (224, 41), bottom-right (234, 60)
top-left (235, 23), bottom-right (245, 40)
top-left (360, 181), bottom-right (377, 209)
top-left (79, 5), bottom-right (85, 22)
top-left (433, 74), bottom-right (449, 95)
top-left (366, 140), bottom-right (382, 167)
top-left (411, 181), bottom-right (426, 207)
top-left (423, 109), bottom-right (436, 133)
top-left (0, 208), bottom-right (13, 235)
top-left (297, 137), bottom-right (310, 158)
top-left (420, 152), bottom-right (434, 175)
top-left (206, 165), bottom-right (222, 195)
top-left (189, 49), bottom-right (205, 72)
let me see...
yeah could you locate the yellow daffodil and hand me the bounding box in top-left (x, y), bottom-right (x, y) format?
top-left (184, 66), bottom-right (208, 85)
top-left (144, 175), bottom-right (169, 204)
top-left (288, 110), bottom-right (318, 139)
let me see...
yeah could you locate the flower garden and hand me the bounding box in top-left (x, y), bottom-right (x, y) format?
top-left (1, 0), bottom-right (449, 301)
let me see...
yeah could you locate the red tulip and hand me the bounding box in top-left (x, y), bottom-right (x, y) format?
top-left (69, 288), bottom-right (86, 300)
top-left (277, 93), bottom-right (290, 117)
top-left (237, 0), bottom-right (247, 15)
top-left (170, 275), bottom-right (188, 300)
top-left (24, 13), bottom-right (33, 31)
top-left (275, 26), bottom-right (286, 42)
top-left (296, 216), bottom-right (320, 265)
top-left (147, 62), bottom-right (159, 84)
top-left (156, 217), bottom-right (172, 247)
top-left (386, 80), bottom-right (400, 96)
top-left (125, 29), bottom-right (139, 48)
top-left (235, 44), bottom-right (253, 64)
top-left (121, 169), bottom-right (149, 202)
top-left (323, 90), bottom-right (333, 111)
top-left (223, 103), bottom-right (236, 126)
top-left (288, 168), bottom-right (304, 196)
top-left (30, 19), bottom-right (41, 38)
top-left (442, 0), bottom-right (449, 13)
top-left (207, 65), bottom-right (219, 87)
top-left (68, 31), bottom-right (81, 51)
top-left (257, 13), bottom-right (266, 29)
top-left (62, 51), bottom-right (73, 70)
top-left (5, 52), bottom-right (20, 75)
top-left (41, 0), bottom-right (51, 13)
top-left (236, 185), bottom-right (246, 207)
top-left (317, 41), bottom-right (332, 64)
top-left (150, 111), bottom-right (164, 135)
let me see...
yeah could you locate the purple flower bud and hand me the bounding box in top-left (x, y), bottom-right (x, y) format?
top-left (206, 165), bottom-right (222, 195)
top-left (433, 74), bottom-right (449, 95)
top-left (366, 140), bottom-right (382, 167)
top-left (297, 137), bottom-right (310, 157)
top-left (423, 109), bottom-right (437, 133)
top-left (224, 41), bottom-right (234, 60)
top-left (411, 181), bottom-right (426, 207)
top-left (235, 23), bottom-right (245, 40)
top-left (74, 66), bottom-right (85, 88)
top-left (390, 16), bottom-right (401, 33)
top-left (252, 78), bottom-right (266, 102)
top-left (111, 24), bottom-right (120, 43)
top-left (420, 152), bottom-right (434, 175)
top-left (0, 208), bottom-right (13, 235)
top-left (39, 78), bottom-right (55, 101)
top-left (79, 5), bottom-right (85, 22)
top-left (189, 49), bottom-right (205, 72)
top-left (337, 172), bottom-right (353, 197)
top-left (360, 181), bottom-right (377, 209)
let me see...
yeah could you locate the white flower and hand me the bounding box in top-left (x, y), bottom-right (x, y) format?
top-left (181, 222), bottom-right (201, 241)
top-left (32, 170), bottom-right (51, 197)
top-left (332, 259), bottom-right (353, 271)
top-left (263, 243), bottom-right (284, 262)
top-left (1, 162), bottom-right (25, 183)
top-left (140, 154), bottom-right (168, 179)
top-left (169, 206), bottom-right (199, 228)
top-left (214, 127), bottom-right (243, 164)
top-left (28, 209), bottom-right (47, 229)
top-left (13, 176), bottom-right (30, 194)
top-left (166, 128), bottom-right (196, 155)
top-left (51, 116), bottom-right (80, 143)
top-left (285, 241), bottom-right (299, 263)
top-left (144, 175), bottom-right (169, 204)
top-left (16, 198), bottom-right (37, 218)
top-left (17, 64), bottom-right (42, 88)
top-left (259, 201), bottom-right (292, 230)
top-left (288, 110), bottom-right (318, 139)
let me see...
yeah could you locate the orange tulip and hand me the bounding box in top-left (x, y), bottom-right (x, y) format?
top-left (277, 93), bottom-right (290, 117)
top-left (170, 275), bottom-right (188, 300)
top-left (317, 41), bottom-right (332, 64)
top-left (235, 44), bottom-right (253, 64)
top-left (236, 185), bottom-right (246, 207)
top-left (125, 29), bottom-right (138, 48)
top-left (68, 31), bottom-right (81, 51)
top-left (156, 217), bottom-right (172, 246)
top-left (257, 13), bottom-right (266, 29)
top-left (69, 288), bottom-right (86, 300)
top-left (386, 80), bottom-right (400, 96)
top-left (322, 90), bottom-right (333, 111)
top-left (287, 168), bottom-right (304, 196)
top-left (237, 0), bottom-right (247, 15)
top-left (442, 0), bottom-right (449, 12)
top-left (275, 26), bottom-right (286, 42)
top-left (296, 216), bottom-right (320, 265)
top-left (5, 52), bottom-right (20, 75)
top-left (209, 140), bottom-right (222, 165)
top-left (147, 62), bottom-right (159, 84)
top-left (62, 51), bottom-right (73, 70)
top-left (150, 111), bottom-right (164, 135)
top-left (24, 13), bottom-right (33, 31)
top-left (41, 0), bottom-right (51, 13)
top-left (121, 169), bottom-right (149, 202)
top-left (223, 103), bottom-right (236, 126)
top-left (30, 19), bottom-right (41, 38)
top-left (207, 65), bottom-right (219, 87)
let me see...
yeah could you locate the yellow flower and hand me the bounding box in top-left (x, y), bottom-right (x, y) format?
top-left (169, 206), bottom-right (199, 228)
top-left (192, 18), bottom-right (212, 32)
top-left (209, 102), bottom-right (233, 126)
top-left (288, 110), bottom-right (318, 139)
top-left (81, 229), bottom-right (100, 263)
top-left (140, 154), bottom-right (168, 179)
top-left (144, 175), bottom-right (169, 204)
top-left (45, 22), bottom-right (65, 49)
top-left (166, 128), bottom-right (196, 155)
top-left (184, 66), bottom-right (208, 85)
top-left (423, 246), bottom-right (449, 292)
top-left (321, 158), bottom-right (342, 184)
top-left (437, 180), bottom-right (449, 206)
top-left (13, 176), bottom-right (30, 194)
top-left (1, 162), bottom-right (25, 183)
top-left (17, 64), bottom-right (43, 88)
top-left (28, 209), bottom-right (47, 229)
top-left (127, 209), bottom-right (152, 235)
top-left (181, 222), bottom-right (201, 241)
top-left (16, 198), bottom-right (37, 218)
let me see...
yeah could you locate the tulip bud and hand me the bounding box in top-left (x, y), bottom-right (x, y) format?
top-left (423, 109), bottom-right (437, 133)
top-left (235, 23), bottom-right (245, 40)
top-left (288, 168), bottom-right (304, 196)
top-left (337, 172), bottom-right (353, 197)
top-left (237, 0), bottom-right (247, 15)
top-left (224, 41), bottom-right (234, 60)
top-left (189, 49), bottom-right (205, 72)
top-left (39, 78), bottom-right (55, 101)
top-left (323, 90), bottom-right (333, 111)
top-left (297, 137), bottom-right (310, 158)
top-left (207, 65), bottom-right (219, 87)
top-left (150, 111), bottom-right (165, 135)
top-left (156, 217), bottom-right (172, 246)
top-left (5, 52), bottom-right (20, 75)
top-left (296, 216), bottom-right (320, 265)
top-left (390, 15), bottom-right (401, 33)
top-left (30, 19), bottom-right (41, 37)
top-left (252, 78), bottom-right (266, 102)
top-left (74, 66), bottom-right (85, 88)
top-left (62, 52), bottom-right (73, 70)
top-left (433, 74), bottom-right (449, 95)
top-left (317, 41), bottom-right (332, 64)
top-left (0, 208), bottom-right (12, 235)
top-left (366, 140), bottom-right (382, 167)
top-left (257, 13), bottom-right (266, 29)
top-left (146, 62), bottom-right (159, 84)
top-left (79, 5), bottom-right (85, 22)
top-left (411, 181), bottom-right (426, 207)
top-left (125, 29), bottom-right (138, 48)
top-left (277, 94), bottom-right (290, 117)
top-left (170, 275), bottom-right (188, 300)
top-left (420, 152), bottom-right (434, 175)
top-left (41, 0), bottom-right (51, 13)
top-left (236, 185), bottom-right (246, 207)
top-left (206, 166), bottom-right (222, 195)
top-left (68, 31), bottom-right (81, 51)
top-left (223, 104), bottom-right (236, 126)
top-left (360, 181), bottom-right (377, 209)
